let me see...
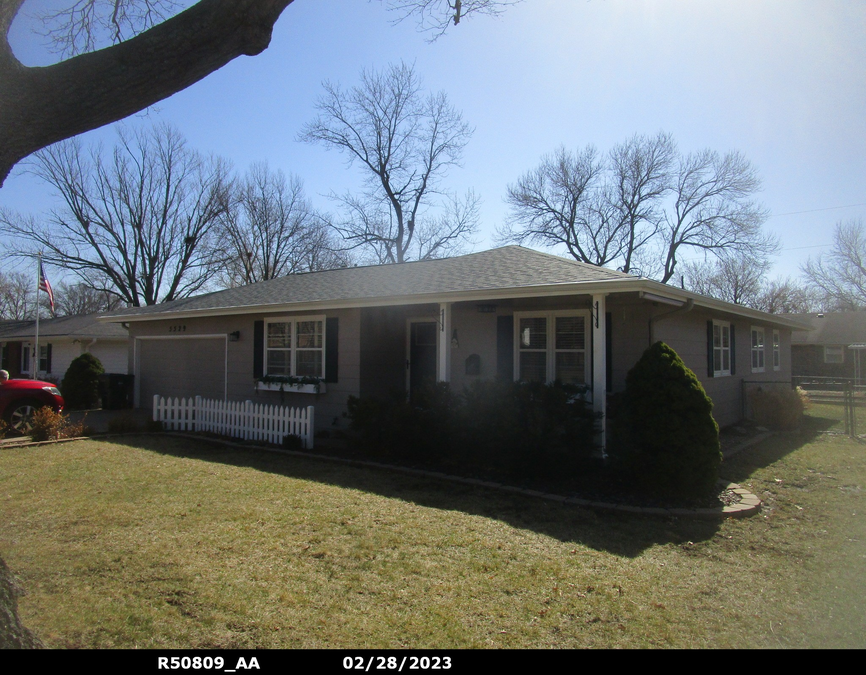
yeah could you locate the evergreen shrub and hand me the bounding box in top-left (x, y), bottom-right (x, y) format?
top-left (61, 353), bottom-right (104, 410)
top-left (610, 341), bottom-right (721, 501)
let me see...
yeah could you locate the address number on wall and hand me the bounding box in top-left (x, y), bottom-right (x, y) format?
top-left (168, 325), bottom-right (187, 333)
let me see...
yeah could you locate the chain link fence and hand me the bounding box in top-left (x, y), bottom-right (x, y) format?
top-left (792, 376), bottom-right (866, 437)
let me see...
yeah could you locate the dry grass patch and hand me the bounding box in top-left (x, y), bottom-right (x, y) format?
top-left (1, 422), bottom-right (864, 648)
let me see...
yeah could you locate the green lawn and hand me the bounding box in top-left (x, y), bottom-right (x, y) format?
top-left (1, 414), bottom-right (864, 648)
top-left (804, 399), bottom-right (866, 435)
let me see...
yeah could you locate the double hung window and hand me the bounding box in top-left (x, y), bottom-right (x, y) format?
top-left (515, 311), bottom-right (589, 386)
top-left (712, 321), bottom-right (731, 377)
top-left (265, 316), bottom-right (325, 379)
top-left (751, 326), bottom-right (765, 373)
top-left (824, 346), bottom-right (844, 364)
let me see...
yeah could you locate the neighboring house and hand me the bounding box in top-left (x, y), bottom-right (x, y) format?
top-left (787, 311), bottom-right (866, 380)
top-left (0, 313), bottom-right (130, 382)
top-left (101, 246), bottom-right (808, 446)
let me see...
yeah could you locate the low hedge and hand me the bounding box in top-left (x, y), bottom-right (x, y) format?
top-left (346, 380), bottom-right (600, 484)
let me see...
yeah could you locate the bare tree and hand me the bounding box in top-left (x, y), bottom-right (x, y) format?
top-left (0, 270), bottom-right (35, 319)
top-left (802, 219), bottom-right (866, 310)
top-left (608, 132), bottom-right (677, 274)
top-left (299, 62), bottom-right (478, 264)
top-left (214, 162), bottom-right (347, 288)
top-left (682, 251), bottom-right (822, 314)
top-left (752, 278), bottom-right (822, 315)
top-left (387, 0), bottom-right (519, 39)
top-left (681, 252), bottom-right (771, 307)
top-left (658, 149), bottom-right (774, 283)
top-left (0, 123), bottom-right (230, 306)
top-left (500, 145), bottom-right (618, 266)
top-left (0, 0), bottom-right (510, 186)
top-left (501, 134), bottom-right (775, 283)
top-left (52, 281), bottom-right (126, 315)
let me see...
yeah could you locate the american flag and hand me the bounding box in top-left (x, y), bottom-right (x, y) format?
top-left (39, 260), bottom-right (55, 314)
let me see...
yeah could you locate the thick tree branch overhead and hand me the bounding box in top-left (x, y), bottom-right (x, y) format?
top-left (0, 0), bottom-right (511, 188)
top-left (0, 0), bottom-right (294, 187)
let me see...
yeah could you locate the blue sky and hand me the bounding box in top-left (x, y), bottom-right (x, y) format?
top-left (3, 0), bottom-right (865, 283)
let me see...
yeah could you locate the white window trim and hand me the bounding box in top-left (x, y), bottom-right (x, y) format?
top-left (513, 310), bottom-right (591, 386)
top-left (773, 330), bottom-right (781, 371)
top-left (824, 346), bottom-right (844, 364)
top-left (713, 320), bottom-right (731, 377)
top-left (751, 326), bottom-right (765, 373)
top-left (264, 314), bottom-right (326, 380)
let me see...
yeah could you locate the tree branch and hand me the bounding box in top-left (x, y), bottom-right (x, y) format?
top-left (0, 0), bottom-right (294, 186)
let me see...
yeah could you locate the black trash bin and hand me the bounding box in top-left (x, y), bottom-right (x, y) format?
top-left (99, 373), bottom-right (134, 410)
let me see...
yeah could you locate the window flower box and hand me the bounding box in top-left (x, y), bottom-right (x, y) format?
top-left (255, 379), bottom-right (325, 394)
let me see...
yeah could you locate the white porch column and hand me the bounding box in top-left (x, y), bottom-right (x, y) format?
top-left (438, 302), bottom-right (452, 383)
top-left (592, 293), bottom-right (607, 452)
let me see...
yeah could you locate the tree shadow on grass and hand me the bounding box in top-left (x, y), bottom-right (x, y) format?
top-left (111, 433), bottom-right (722, 559)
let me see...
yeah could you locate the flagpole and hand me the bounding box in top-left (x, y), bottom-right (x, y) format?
top-left (34, 253), bottom-right (40, 378)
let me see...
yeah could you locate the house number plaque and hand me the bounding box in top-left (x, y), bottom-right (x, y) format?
top-left (168, 325), bottom-right (187, 333)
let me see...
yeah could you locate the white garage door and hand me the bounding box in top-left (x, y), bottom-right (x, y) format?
top-left (138, 337), bottom-right (226, 406)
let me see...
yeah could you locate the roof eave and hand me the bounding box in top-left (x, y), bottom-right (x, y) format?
top-left (100, 276), bottom-right (812, 329)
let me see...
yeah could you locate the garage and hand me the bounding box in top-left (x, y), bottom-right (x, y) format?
top-left (136, 336), bottom-right (227, 406)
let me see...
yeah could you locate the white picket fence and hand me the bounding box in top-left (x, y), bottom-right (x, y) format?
top-left (153, 395), bottom-right (315, 449)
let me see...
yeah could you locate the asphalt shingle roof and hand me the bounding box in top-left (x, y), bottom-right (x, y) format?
top-left (788, 312), bottom-right (866, 345)
top-left (105, 246), bottom-right (636, 319)
top-left (0, 313), bottom-right (128, 340)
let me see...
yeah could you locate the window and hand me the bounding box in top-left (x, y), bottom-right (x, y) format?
top-left (824, 346), bottom-right (844, 364)
top-left (712, 321), bottom-right (731, 377)
top-left (515, 311), bottom-right (589, 386)
top-left (19, 344), bottom-right (48, 374)
top-left (751, 326), bottom-right (765, 373)
top-left (773, 330), bottom-right (781, 371)
top-left (264, 316), bottom-right (325, 379)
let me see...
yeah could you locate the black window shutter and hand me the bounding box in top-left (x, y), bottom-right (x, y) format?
top-left (46, 343), bottom-right (52, 374)
top-left (253, 320), bottom-right (264, 379)
top-left (325, 317), bottom-right (339, 383)
top-left (497, 315), bottom-right (514, 382)
top-left (707, 320), bottom-right (715, 378)
top-left (730, 324), bottom-right (736, 375)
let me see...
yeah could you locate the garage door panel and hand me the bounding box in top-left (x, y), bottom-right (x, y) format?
top-left (139, 338), bottom-right (225, 405)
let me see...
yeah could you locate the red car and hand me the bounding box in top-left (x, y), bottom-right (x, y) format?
top-left (0, 378), bottom-right (65, 434)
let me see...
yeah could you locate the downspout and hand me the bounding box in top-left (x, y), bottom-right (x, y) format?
top-left (85, 338), bottom-right (98, 352)
top-left (647, 298), bottom-right (695, 345)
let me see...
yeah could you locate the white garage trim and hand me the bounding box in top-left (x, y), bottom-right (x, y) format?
top-left (134, 334), bottom-right (228, 408)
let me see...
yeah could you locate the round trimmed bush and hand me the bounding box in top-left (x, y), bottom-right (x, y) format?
top-left (610, 341), bottom-right (721, 501)
top-left (61, 352), bottom-right (105, 410)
